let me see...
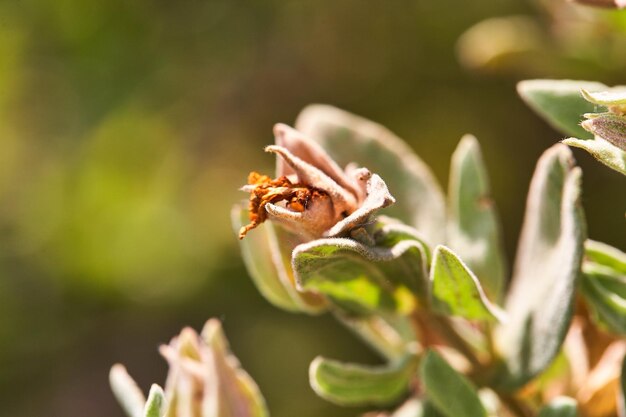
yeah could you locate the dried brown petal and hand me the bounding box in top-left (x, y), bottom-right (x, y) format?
top-left (326, 173), bottom-right (395, 237)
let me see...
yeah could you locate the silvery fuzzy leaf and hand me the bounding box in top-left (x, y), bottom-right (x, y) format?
top-left (295, 104), bottom-right (446, 246)
top-left (430, 245), bottom-right (505, 323)
top-left (581, 113), bottom-right (626, 151)
top-left (110, 364), bottom-right (147, 417)
top-left (563, 136), bottom-right (626, 176)
top-left (447, 135), bottom-right (507, 302)
top-left (232, 204), bottom-right (327, 314)
top-left (517, 79), bottom-right (608, 138)
top-left (309, 350), bottom-right (419, 406)
top-left (537, 397), bottom-right (578, 417)
top-left (494, 144), bottom-right (585, 389)
top-left (420, 350), bottom-right (487, 417)
top-left (292, 234), bottom-right (429, 316)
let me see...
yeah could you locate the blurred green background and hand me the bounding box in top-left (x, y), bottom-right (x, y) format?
top-left (0, 1), bottom-right (624, 416)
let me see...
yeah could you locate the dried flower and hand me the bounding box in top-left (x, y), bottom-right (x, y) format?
top-left (239, 123), bottom-right (395, 240)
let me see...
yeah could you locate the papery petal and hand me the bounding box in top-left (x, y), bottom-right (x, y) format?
top-left (344, 164), bottom-right (370, 203)
top-left (326, 174), bottom-right (395, 237)
top-left (265, 145), bottom-right (357, 216)
top-left (265, 196), bottom-right (335, 239)
top-left (273, 124), bottom-right (361, 197)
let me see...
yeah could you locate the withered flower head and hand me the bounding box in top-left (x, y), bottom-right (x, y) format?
top-left (238, 123), bottom-right (395, 240)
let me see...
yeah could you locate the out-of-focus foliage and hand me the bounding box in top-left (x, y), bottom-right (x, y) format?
top-left (1, 1), bottom-right (625, 417)
top-left (457, 0), bottom-right (626, 81)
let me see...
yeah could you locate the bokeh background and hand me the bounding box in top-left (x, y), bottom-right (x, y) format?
top-left (0, 1), bottom-right (624, 416)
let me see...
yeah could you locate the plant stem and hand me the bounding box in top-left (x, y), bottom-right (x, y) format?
top-left (411, 311), bottom-right (482, 368)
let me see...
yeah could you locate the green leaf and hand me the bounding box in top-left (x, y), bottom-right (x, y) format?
top-left (110, 364), bottom-right (146, 417)
top-left (430, 245), bottom-right (505, 322)
top-left (537, 397), bottom-right (578, 417)
top-left (143, 385), bottom-right (166, 417)
top-left (309, 352), bottom-right (418, 406)
top-left (231, 205), bottom-right (327, 314)
top-left (580, 265), bottom-right (626, 334)
top-left (447, 135), bottom-right (507, 301)
top-left (494, 144), bottom-right (585, 389)
top-left (580, 241), bottom-right (626, 334)
top-left (585, 240), bottom-right (626, 274)
top-left (563, 136), bottom-right (626, 176)
top-left (420, 350), bottom-right (487, 417)
top-left (292, 236), bottom-right (429, 316)
top-left (295, 104), bottom-right (446, 246)
top-left (517, 79), bottom-right (608, 138)
top-left (372, 216), bottom-right (433, 264)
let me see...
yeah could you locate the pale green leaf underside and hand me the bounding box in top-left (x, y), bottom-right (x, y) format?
top-left (517, 79), bottom-right (608, 138)
top-left (420, 350), bottom-right (487, 417)
top-left (309, 353), bottom-right (418, 406)
top-left (581, 88), bottom-right (626, 106)
top-left (232, 205), bottom-right (326, 314)
top-left (430, 245), bottom-right (505, 322)
top-left (295, 104), bottom-right (446, 246)
top-left (580, 264), bottom-right (626, 335)
top-left (580, 240), bottom-right (626, 334)
top-left (447, 135), bottom-right (507, 301)
top-left (563, 137), bottom-right (626, 176)
top-left (143, 385), bottom-right (166, 417)
top-left (585, 240), bottom-right (626, 274)
top-left (292, 237), bottom-right (428, 315)
top-left (536, 396), bottom-right (578, 417)
top-left (495, 144), bottom-right (585, 389)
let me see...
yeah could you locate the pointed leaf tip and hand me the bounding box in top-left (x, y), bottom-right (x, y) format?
top-left (447, 135), bottom-right (507, 302)
top-left (495, 144), bottom-right (585, 389)
top-left (110, 364), bottom-right (146, 417)
top-left (143, 385), bottom-right (166, 417)
top-left (430, 245), bottom-right (505, 322)
top-left (517, 79), bottom-right (608, 138)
